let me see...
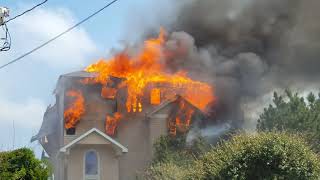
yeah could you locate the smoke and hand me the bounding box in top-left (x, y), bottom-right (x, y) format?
top-left (186, 122), bottom-right (231, 144)
top-left (153, 0), bottom-right (320, 130)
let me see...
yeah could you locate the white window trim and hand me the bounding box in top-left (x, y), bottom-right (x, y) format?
top-left (83, 149), bottom-right (100, 180)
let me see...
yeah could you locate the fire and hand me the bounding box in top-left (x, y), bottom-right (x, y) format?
top-left (169, 99), bottom-right (195, 136)
top-left (84, 28), bottom-right (215, 113)
top-left (64, 90), bottom-right (85, 129)
top-left (105, 112), bottom-right (122, 136)
top-left (150, 88), bottom-right (161, 105)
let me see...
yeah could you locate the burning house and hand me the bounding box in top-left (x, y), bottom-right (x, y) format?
top-left (31, 29), bottom-right (215, 180)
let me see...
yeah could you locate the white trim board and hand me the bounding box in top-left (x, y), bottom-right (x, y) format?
top-left (60, 128), bottom-right (128, 153)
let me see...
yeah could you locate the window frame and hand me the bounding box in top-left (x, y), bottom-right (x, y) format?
top-left (83, 149), bottom-right (100, 180)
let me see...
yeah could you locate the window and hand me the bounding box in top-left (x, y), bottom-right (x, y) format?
top-left (84, 150), bottom-right (99, 180)
top-left (66, 127), bottom-right (76, 135)
top-left (150, 88), bottom-right (161, 105)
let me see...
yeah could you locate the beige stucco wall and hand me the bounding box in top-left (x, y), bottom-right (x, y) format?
top-left (66, 144), bottom-right (119, 180)
top-left (116, 116), bottom-right (151, 180)
top-left (64, 90), bottom-right (116, 145)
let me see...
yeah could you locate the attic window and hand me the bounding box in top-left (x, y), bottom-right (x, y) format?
top-left (66, 127), bottom-right (76, 135)
top-left (150, 88), bottom-right (161, 105)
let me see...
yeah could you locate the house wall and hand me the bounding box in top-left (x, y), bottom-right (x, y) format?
top-left (67, 144), bottom-right (119, 180)
top-left (116, 108), bottom-right (170, 180)
top-left (64, 91), bottom-right (116, 145)
top-left (116, 115), bottom-right (151, 180)
top-left (148, 115), bottom-right (169, 155)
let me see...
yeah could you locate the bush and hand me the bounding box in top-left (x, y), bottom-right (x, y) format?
top-left (0, 148), bottom-right (50, 180)
top-left (144, 162), bottom-right (189, 180)
top-left (190, 132), bottom-right (320, 180)
top-left (142, 135), bottom-right (209, 179)
top-left (152, 135), bottom-right (209, 166)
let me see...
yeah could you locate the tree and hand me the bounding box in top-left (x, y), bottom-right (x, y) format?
top-left (0, 148), bottom-right (50, 180)
top-left (189, 132), bottom-right (320, 180)
top-left (257, 90), bottom-right (320, 151)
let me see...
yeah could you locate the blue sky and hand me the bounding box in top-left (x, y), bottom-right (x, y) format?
top-left (0, 0), bottom-right (179, 154)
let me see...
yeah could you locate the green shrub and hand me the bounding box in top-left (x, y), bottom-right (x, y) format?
top-left (190, 132), bottom-right (320, 180)
top-left (0, 148), bottom-right (49, 180)
top-left (152, 135), bottom-right (209, 166)
top-left (142, 135), bottom-right (209, 179)
top-left (144, 162), bottom-right (189, 180)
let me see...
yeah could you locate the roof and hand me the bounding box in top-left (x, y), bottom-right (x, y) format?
top-left (146, 95), bottom-right (203, 118)
top-left (60, 128), bottom-right (128, 153)
top-left (61, 71), bottom-right (97, 78)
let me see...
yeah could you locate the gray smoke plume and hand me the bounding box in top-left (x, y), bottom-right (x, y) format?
top-left (154, 0), bottom-right (320, 131)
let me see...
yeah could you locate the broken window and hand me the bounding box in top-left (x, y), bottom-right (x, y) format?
top-left (101, 86), bottom-right (117, 99)
top-left (150, 88), bottom-right (161, 105)
top-left (66, 127), bottom-right (76, 135)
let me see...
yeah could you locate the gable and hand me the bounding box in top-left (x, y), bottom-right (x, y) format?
top-left (78, 131), bottom-right (111, 145)
top-left (60, 128), bottom-right (128, 153)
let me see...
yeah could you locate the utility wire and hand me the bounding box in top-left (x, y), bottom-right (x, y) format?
top-left (0, 0), bottom-right (119, 70)
top-left (4, 0), bottom-right (48, 24)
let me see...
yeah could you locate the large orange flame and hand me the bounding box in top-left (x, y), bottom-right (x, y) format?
top-left (105, 112), bottom-right (122, 136)
top-left (84, 28), bottom-right (215, 113)
top-left (64, 90), bottom-right (85, 129)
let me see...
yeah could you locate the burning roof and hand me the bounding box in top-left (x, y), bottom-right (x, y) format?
top-left (32, 28), bottom-right (216, 146)
top-left (62, 28), bottom-right (215, 136)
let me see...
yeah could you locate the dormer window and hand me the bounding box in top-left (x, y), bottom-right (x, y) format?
top-left (66, 127), bottom-right (76, 135)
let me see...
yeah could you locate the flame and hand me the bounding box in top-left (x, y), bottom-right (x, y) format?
top-left (105, 112), bottom-right (122, 136)
top-left (64, 90), bottom-right (85, 129)
top-left (101, 86), bottom-right (117, 99)
top-left (84, 28), bottom-right (215, 113)
top-left (169, 99), bottom-right (195, 136)
top-left (150, 88), bottom-right (161, 105)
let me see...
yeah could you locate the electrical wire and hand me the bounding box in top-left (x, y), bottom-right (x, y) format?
top-left (4, 0), bottom-right (48, 24)
top-left (0, 0), bottom-right (119, 70)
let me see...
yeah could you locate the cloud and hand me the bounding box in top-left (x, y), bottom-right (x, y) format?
top-left (0, 6), bottom-right (100, 150)
top-left (0, 98), bottom-right (46, 128)
top-left (2, 7), bottom-right (99, 68)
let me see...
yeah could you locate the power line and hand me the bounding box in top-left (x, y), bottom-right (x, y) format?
top-left (0, 0), bottom-right (119, 70)
top-left (4, 0), bottom-right (48, 24)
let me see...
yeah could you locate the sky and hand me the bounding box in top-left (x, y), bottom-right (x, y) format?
top-left (0, 0), bottom-right (179, 154)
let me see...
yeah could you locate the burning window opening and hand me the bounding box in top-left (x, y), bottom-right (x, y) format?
top-left (168, 100), bottom-right (195, 136)
top-left (101, 86), bottom-right (117, 99)
top-left (64, 89), bottom-right (85, 129)
top-left (105, 112), bottom-right (122, 136)
top-left (150, 88), bottom-right (161, 105)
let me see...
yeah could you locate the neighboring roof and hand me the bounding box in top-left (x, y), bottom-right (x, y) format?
top-left (146, 95), bottom-right (203, 118)
top-left (60, 128), bottom-right (128, 153)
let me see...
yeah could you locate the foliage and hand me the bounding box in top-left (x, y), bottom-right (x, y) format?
top-left (190, 132), bottom-right (320, 180)
top-left (144, 162), bottom-right (189, 180)
top-left (0, 148), bottom-right (50, 180)
top-left (152, 135), bottom-right (209, 166)
top-left (143, 135), bottom-right (209, 179)
top-left (257, 90), bottom-right (320, 151)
